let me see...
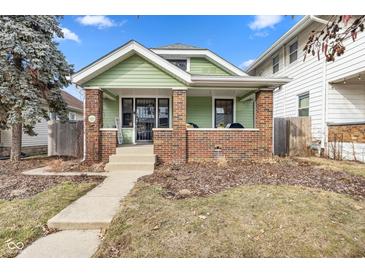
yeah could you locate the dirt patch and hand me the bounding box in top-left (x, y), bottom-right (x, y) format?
top-left (139, 158), bottom-right (365, 200)
top-left (46, 159), bottom-right (105, 173)
top-left (0, 157), bottom-right (104, 200)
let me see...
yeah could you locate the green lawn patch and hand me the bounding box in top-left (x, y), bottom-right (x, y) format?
top-left (95, 183), bottom-right (365, 258)
top-left (0, 182), bottom-right (96, 257)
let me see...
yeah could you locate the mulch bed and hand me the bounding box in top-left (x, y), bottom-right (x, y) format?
top-left (0, 157), bottom-right (104, 200)
top-left (139, 158), bottom-right (365, 200)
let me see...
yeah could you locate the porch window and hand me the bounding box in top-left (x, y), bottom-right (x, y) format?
top-left (298, 93), bottom-right (309, 117)
top-left (289, 40), bottom-right (298, 64)
top-left (272, 54), bottom-right (279, 74)
top-left (158, 98), bottom-right (170, 128)
top-left (122, 98), bottom-right (133, 128)
top-left (215, 99), bottom-right (233, 128)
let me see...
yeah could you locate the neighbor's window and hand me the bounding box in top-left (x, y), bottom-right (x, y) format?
top-left (122, 98), bottom-right (133, 128)
top-left (289, 40), bottom-right (298, 64)
top-left (158, 98), bottom-right (170, 128)
top-left (168, 59), bottom-right (187, 71)
top-left (215, 99), bottom-right (233, 128)
top-left (298, 93), bottom-right (309, 117)
top-left (68, 112), bottom-right (76, 120)
top-left (272, 54), bottom-right (279, 73)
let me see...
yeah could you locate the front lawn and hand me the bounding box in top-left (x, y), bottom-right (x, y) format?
top-left (0, 182), bottom-right (96, 257)
top-left (95, 159), bottom-right (365, 258)
top-left (0, 157), bottom-right (104, 257)
top-left (297, 157), bottom-right (365, 178)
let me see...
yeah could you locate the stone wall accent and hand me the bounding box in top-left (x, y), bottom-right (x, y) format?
top-left (187, 129), bottom-right (260, 161)
top-left (100, 130), bottom-right (117, 162)
top-left (85, 89), bottom-right (103, 163)
top-left (328, 123), bottom-right (365, 143)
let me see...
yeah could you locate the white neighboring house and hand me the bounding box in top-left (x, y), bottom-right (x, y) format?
top-left (0, 91), bottom-right (83, 157)
top-left (247, 15), bottom-right (365, 162)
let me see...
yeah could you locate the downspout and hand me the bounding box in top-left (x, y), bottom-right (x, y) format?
top-left (82, 86), bottom-right (86, 162)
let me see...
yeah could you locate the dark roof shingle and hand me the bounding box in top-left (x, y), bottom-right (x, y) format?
top-left (61, 91), bottom-right (83, 112)
top-left (153, 43), bottom-right (204, 50)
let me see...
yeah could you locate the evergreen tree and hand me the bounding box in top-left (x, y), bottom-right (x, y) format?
top-left (0, 16), bottom-right (72, 161)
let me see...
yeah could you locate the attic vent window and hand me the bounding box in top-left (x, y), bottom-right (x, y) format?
top-left (167, 59), bottom-right (187, 71)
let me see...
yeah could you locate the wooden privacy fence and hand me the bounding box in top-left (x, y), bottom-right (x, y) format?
top-left (48, 120), bottom-right (83, 158)
top-left (274, 117), bottom-right (312, 156)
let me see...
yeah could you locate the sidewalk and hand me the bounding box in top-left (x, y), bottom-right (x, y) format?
top-left (17, 170), bottom-right (151, 258)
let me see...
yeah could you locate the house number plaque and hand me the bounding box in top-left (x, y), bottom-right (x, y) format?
top-left (88, 115), bottom-right (96, 123)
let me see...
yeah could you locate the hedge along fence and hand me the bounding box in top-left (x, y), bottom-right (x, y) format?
top-left (48, 120), bottom-right (83, 158)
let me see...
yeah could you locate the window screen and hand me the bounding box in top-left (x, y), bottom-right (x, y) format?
top-left (122, 98), bottom-right (133, 127)
top-left (289, 41), bottom-right (298, 64)
top-left (158, 98), bottom-right (170, 128)
top-left (298, 93), bottom-right (309, 117)
top-left (215, 99), bottom-right (234, 128)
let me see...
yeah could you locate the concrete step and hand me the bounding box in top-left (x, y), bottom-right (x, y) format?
top-left (109, 154), bottom-right (156, 163)
top-left (116, 145), bottom-right (153, 154)
top-left (104, 162), bottom-right (155, 172)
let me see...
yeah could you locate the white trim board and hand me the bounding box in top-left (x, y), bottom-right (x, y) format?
top-left (152, 48), bottom-right (247, 76)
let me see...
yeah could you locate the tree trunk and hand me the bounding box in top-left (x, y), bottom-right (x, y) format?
top-left (10, 122), bottom-right (22, 161)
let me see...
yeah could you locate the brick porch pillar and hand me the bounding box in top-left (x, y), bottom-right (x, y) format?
top-left (256, 89), bottom-right (273, 157)
top-left (84, 88), bottom-right (103, 163)
top-left (172, 88), bottom-right (187, 164)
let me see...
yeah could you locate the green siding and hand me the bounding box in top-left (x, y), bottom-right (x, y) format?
top-left (187, 96), bottom-right (212, 128)
top-left (190, 57), bottom-right (232, 76)
top-left (103, 97), bottom-right (118, 128)
top-left (84, 54), bottom-right (185, 88)
top-left (236, 98), bottom-right (254, 128)
top-left (122, 128), bottom-right (134, 144)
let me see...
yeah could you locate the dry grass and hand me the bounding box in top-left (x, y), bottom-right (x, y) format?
top-left (95, 182), bottom-right (365, 258)
top-left (0, 182), bottom-right (97, 257)
top-left (297, 157), bottom-right (365, 178)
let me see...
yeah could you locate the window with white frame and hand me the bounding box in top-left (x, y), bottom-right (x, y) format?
top-left (298, 93), bottom-right (309, 117)
top-left (167, 59), bottom-right (187, 71)
top-left (214, 99), bottom-right (234, 128)
top-left (68, 112), bottom-right (76, 120)
top-left (272, 54), bottom-right (279, 74)
top-left (288, 40), bottom-right (298, 64)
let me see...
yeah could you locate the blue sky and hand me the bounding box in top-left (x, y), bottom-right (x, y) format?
top-left (59, 15), bottom-right (303, 99)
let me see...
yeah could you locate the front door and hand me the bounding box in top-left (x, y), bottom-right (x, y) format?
top-left (135, 98), bottom-right (156, 141)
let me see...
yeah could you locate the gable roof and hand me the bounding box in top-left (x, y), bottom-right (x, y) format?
top-left (61, 91), bottom-right (83, 112)
top-left (72, 40), bottom-right (191, 85)
top-left (246, 16), bottom-right (312, 73)
top-left (154, 43), bottom-right (204, 50)
top-left (72, 40), bottom-right (248, 85)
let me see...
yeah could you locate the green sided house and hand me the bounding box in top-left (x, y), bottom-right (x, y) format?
top-left (72, 40), bottom-right (290, 164)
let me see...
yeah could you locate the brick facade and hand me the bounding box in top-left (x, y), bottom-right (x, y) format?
top-left (328, 123), bottom-right (365, 143)
top-left (172, 89), bottom-right (187, 164)
top-left (100, 130), bottom-right (117, 162)
top-left (153, 129), bottom-right (174, 163)
top-left (255, 90), bottom-right (273, 156)
top-left (85, 89), bottom-right (103, 163)
top-left (187, 129), bottom-right (261, 161)
top-left (154, 89), bottom-right (274, 163)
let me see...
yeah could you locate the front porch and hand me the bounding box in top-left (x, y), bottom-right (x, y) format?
top-left (84, 87), bottom-right (274, 164)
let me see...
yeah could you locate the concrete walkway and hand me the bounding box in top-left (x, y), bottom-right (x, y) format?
top-left (17, 170), bottom-right (151, 258)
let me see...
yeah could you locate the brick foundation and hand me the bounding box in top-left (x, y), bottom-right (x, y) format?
top-left (100, 130), bottom-right (117, 162)
top-left (328, 123), bottom-right (365, 143)
top-left (85, 89), bottom-right (103, 163)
